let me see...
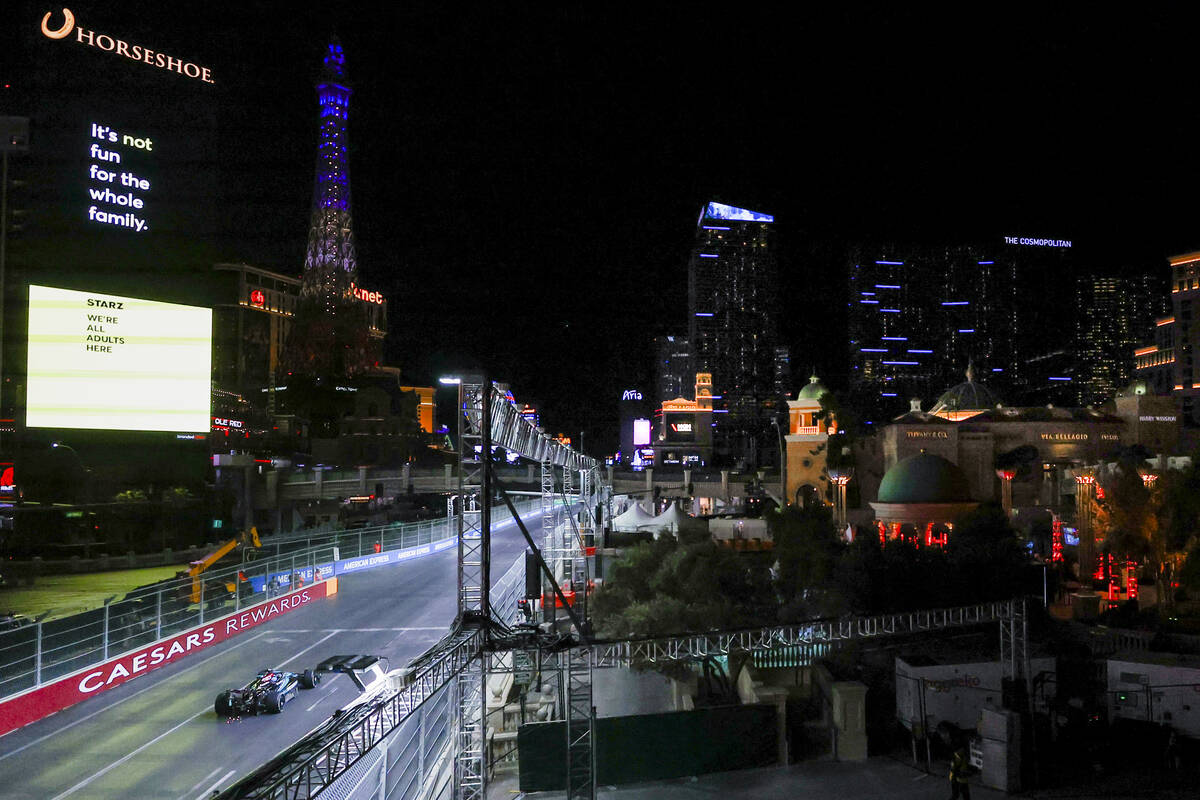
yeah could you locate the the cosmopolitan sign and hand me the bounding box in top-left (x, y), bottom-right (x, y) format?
top-left (1004, 236), bottom-right (1072, 248)
top-left (40, 8), bottom-right (215, 84)
top-left (0, 581), bottom-right (334, 736)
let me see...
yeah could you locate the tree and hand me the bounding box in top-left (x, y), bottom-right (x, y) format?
top-left (768, 504), bottom-right (846, 619)
top-left (1151, 459), bottom-right (1200, 606)
top-left (945, 503), bottom-right (1029, 604)
top-left (592, 536), bottom-right (774, 639)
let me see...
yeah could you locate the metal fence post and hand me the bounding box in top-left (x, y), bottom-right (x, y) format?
top-left (199, 579), bottom-right (205, 625)
top-left (155, 588), bottom-right (162, 640)
top-left (34, 621), bottom-right (42, 687)
top-left (358, 530), bottom-right (363, 558)
top-left (102, 598), bottom-right (111, 660)
top-left (419, 699), bottom-right (427, 791)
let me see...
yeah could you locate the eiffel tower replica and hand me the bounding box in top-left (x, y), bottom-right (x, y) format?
top-left (285, 37), bottom-right (376, 380)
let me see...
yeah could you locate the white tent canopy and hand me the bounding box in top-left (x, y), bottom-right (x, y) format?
top-left (612, 501), bottom-right (655, 531)
top-left (637, 502), bottom-right (689, 537)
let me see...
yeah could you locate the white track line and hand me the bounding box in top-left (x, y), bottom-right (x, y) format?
top-left (305, 684), bottom-right (340, 712)
top-left (180, 767), bottom-right (221, 799)
top-left (0, 632), bottom-right (269, 762)
top-left (194, 769), bottom-right (235, 800)
top-left (270, 627), bottom-right (444, 632)
top-left (50, 631), bottom-right (340, 800)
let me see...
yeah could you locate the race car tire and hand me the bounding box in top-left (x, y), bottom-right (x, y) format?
top-left (265, 689), bottom-right (284, 714)
top-left (300, 669), bottom-right (320, 689)
top-left (215, 691), bottom-right (235, 717)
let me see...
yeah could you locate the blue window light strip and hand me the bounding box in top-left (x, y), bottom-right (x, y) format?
top-left (875, 261), bottom-right (904, 265)
top-left (978, 261), bottom-right (994, 265)
top-left (702, 226), bottom-right (730, 230)
top-left (699, 254), bottom-right (719, 258)
top-left (881, 393), bottom-right (898, 397)
top-left (860, 348), bottom-right (889, 352)
top-left (958, 328), bottom-right (975, 333)
top-left (861, 300), bottom-right (879, 305)
top-left (907, 349), bottom-right (933, 354)
top-left (992, 368), bottom-right (1004, 372)
top-left (1048, 376), bottom-right (1072, 381)
top-left (881, 336), bottom-right (907, 341)
top-left (860, 292), bottom-right (876, 296)
top-left (875, 284), bottom-right (901, 289)
top-left (941, 301), bottom-right (969, 306)
top-left (695, 312), bottom-right (714, 317)
top-left (881, 308), bottom-right (901, 313)
top-left (883, 361), bottom-right (919, 365)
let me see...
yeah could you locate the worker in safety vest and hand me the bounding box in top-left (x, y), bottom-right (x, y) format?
top-left (949, 745), bottom-right (971, 799)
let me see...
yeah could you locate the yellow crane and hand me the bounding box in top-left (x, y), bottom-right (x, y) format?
top-left (186, 527), bottom-right (261, 604)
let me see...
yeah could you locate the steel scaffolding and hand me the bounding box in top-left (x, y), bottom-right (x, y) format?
top-left (565, 645), bottom-right (595, 800)
top-left (456, 380), bottom-right (486, 618)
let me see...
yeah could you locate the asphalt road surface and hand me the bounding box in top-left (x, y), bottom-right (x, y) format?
top-left (0, 512), bottom-right (542, 800)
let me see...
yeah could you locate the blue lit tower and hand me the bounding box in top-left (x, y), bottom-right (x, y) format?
top-left (303, 37), bottom-right (358, 306)
top-left (688, 201), bottom-right (782, 466)
top-left (288, 38), bottom-right (374, 378)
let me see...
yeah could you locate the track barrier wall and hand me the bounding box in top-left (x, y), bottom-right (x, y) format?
top-left (0, 501), bottom-right (540, 736)
top-left (0, 579), bottom-right (336, 736)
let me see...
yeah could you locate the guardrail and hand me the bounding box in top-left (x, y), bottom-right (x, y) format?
top-left (0, 500), bottom-right (538, 702)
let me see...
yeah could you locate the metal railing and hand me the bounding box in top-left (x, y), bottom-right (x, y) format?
top-left (590, 600), bottom-right (1018, 668)
top-left (0, 500), bottom-right (537, 701)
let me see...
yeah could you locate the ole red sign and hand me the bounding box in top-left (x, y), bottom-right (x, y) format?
top-left (0, 580), bottom-right (336, 736)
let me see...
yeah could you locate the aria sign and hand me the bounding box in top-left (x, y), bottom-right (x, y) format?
top-left (40, 8), bottom-right (215, 84)
top-left (621, 389), bottom-right (643, 401)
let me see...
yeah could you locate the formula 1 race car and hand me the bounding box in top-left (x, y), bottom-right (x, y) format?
top-left (214, 667), bottom-right (321, 716)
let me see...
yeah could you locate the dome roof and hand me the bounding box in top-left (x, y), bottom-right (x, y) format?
top-left (931, 363), bottom-right (1003, 413)
top-left (797, 373), bottom-right (829, 401)
top-left (877, 452), bottom-right (972, 504)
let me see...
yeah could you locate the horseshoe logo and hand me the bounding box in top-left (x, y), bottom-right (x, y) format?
top-left (40, 8), bottom-right (75, 40)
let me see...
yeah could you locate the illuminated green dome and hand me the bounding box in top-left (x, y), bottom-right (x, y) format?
top-left (797, 373), bottom-right (829, 401)
top-left (877, 452), bottom-right (972, 504)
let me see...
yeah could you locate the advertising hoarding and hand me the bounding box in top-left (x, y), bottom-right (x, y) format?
top-left (26, 285), bottom-right (211, 432)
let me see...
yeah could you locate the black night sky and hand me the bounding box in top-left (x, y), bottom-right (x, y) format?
top-left (6, 4), bottom-right (1200, 452)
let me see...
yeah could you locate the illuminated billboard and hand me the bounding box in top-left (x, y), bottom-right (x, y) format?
top-left (663, 413), bottom-right (697, 444)
top-left (633, 418), bottom-right (651, 446)
top-left (703, 202), bottom-right (774, 223)
top-left (26, 285), bottom-right (211, 432)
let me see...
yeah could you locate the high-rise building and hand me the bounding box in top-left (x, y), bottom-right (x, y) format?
top-left (688, 201), bottom-right (780, 466)
top-left (847, 236), bottom-right (1076, 421)
top-left (653, 335), bottom-right (691, 405)
top-left (1075, 273), bottom-right (1164, 405)
top-left (1134, 251), bottom-right (1200, 425)
top-left (848, 244), bottom-right (1019, 421)
top-left (286, 38), bottom-right (377, 378)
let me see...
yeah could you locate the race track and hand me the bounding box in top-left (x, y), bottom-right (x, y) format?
top-left (0, 514), bottom-right (540, 800)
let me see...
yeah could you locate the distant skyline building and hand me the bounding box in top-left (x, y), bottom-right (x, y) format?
top-left (688, 201), bottom-right (781, 466)
top-left (653, 334), bottom-right (691, 406)
top-left (1134, 250), bottom-right (1200, 425)
top-left (1075, 273), bottom-right (1164, 405)
top-left (847, 237), bottom-right (1076, 421)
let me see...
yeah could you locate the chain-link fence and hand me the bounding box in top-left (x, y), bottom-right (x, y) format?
top-left (0, 501), bottom-right (536, 701)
